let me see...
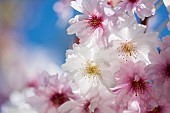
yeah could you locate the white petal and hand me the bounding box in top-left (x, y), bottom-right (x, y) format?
top-left (130, 24), bottom-right (146, 40)
top-left (67, 20), bottom-right (87, 35)
top-left (48, 107), bottom-right (57, 113)
top-left (119, 27), bottom-right (130, 41)
top-left (58, 101), bottom-right (80, 113)
top-left (70, 107), bottom-right (82, 113)
top-left (70, 1), bottom-right (83, 13)
top-left (163, 0), bottom-right (170, 7)
top-left (61, 57), bottom-right (83, 72)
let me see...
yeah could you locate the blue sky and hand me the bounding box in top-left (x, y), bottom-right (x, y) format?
top-left (17, 0), bottom-right (170, 65)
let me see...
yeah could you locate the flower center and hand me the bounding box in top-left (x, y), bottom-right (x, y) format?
top-left (107, 0), bottom-right (112, 5)
top-left (50, 93), bottom-right (69, 107)
top-left (122, 42), bottom-right (134, 53)
top-left (84, 101), bottom-right (91, 113)
top-left (84, 101), bottom-right (97, 113)
top-left (150, 106), bottom-right (161, 113)
top-left (88, 15), bottom-right (103, 29)
top-left (117, 41), bottom-right (138, 60)
top-left (129, 0), bottom-right (137, 3)
top-left (85, 61), bottom-right (101, 76)
top-left (165, 64), bottom-right (170, 79)
top-left (131, 79), bottom-right (146, 96)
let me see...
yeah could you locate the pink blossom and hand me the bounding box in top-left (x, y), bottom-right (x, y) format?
top-left (59, 87), bottom-right (116, 113)
top-left (28, 72), bottom-right (76, 113)
top-left (108, 24), bottom-right (159, 62)
top-left (145, 48), bottom-right (170, 103)
top-left (67, 0), bottom-right (109, 47)
top-left (144, 97), bottom-right (170, 113)
top-left (114, 0), bottom-right (157, 20)
top-left (112, 61), bottom-right (153, 109)
top-left (160, 36), bottom-right (170, 50)
top-left (62, 44), bottom-right (118, 95)
top-left (59, 90), bottom-right (100, 113)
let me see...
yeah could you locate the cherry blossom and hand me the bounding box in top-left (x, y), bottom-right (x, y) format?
top-left (67, 0), bottom-right (110, 47)
top-left (62, 44), bottom-right (118, 95)
top-left (28, 72), bottom-right (76, 113)
top-left (2, 0), bottom-right (170, 113)
top-left (59, 90), bottom-right (100, 113)
top-left (144, 95), bottom-right (170, 113)
top-left (108, 24), bottom-right (159, 62)
top-left (160, 36), bottom-right (170, 50)
top-left (145, 47), bottom-right (170, 103)
top-left (114, 0), bottom-right (157, 20)
top-left (112, 61), bottom-right (153, 109)
top-left (59, 87), bottom-right (116, 113)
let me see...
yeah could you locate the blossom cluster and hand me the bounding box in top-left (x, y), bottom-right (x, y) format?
top-left (26, 0), bottom-right (170, 113)
top-left (1, 0), bottom-right (170, 113)
top-left (25, 0), bottom-right (170, 113)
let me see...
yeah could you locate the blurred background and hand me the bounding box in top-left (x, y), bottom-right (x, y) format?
top-left (0, 0), bottom-right (77, 108)
top-left (0, 0), bottom-right (169, 66)
top-left (0, 0), bottom-right (76, 65)
top-left (0, 0), bottom-right (169, 111)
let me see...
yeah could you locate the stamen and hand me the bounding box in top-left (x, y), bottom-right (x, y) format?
top-left (81, 61), bottom-right (101, 83)
top-left (117, 41), bottom-right (139, 60)
top-left (50, 93), bottom-right (69, 107)
top-left (131, 78), bottom-right (146, 96)
top-left (87, 15), bottom-right (103, 29)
